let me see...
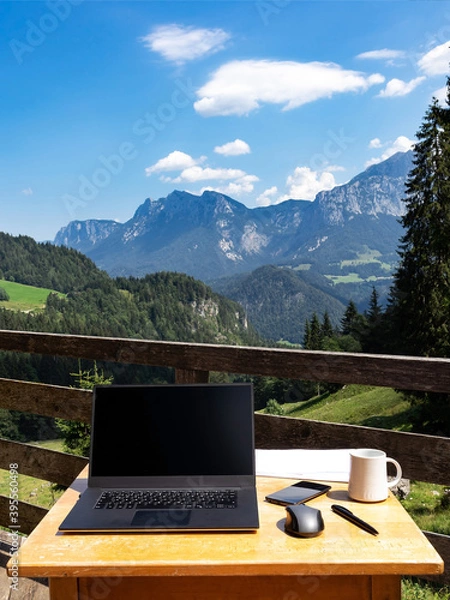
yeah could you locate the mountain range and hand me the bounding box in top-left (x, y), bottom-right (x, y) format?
top-left (55, 150), bottom-right (412, 288)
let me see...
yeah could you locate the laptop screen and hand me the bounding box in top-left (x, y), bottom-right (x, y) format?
top-left (90, 384), bottom-right (255, 478)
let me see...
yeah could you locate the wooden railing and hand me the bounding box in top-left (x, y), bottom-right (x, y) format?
top-left (0, 330), bottom-right (449, 582)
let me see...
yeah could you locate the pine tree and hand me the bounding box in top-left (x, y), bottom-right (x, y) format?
top-left (388, 79), bottom-right (450, 433)
top-left (362, 287), bottom-right (384, 353)
top-left (309, 313), bottom-right (323, 350)
top-left (389, 90), bottom-right (450, 359)
top-left (322, 311), bottom-right (334, 339)
top-left (57, 362), bottom-right (113, 457)
top-left (303, 319), bottom-right (311, 349)
top-left (340, 300), bottom-right (359, 336)
top-left (366, 287), bottom-right (382, 327)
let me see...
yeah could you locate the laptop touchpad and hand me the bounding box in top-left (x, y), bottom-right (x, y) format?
top-left (131, 510), bottom-right (192, 528)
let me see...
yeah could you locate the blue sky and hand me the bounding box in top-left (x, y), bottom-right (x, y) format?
top-left (2, 1), bottom-right (450, 241)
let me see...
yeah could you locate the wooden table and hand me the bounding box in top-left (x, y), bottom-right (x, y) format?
top-left (8, 467), bottom-right (443, 600)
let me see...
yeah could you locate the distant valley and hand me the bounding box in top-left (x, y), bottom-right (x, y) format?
top-left (212, 265), bottom-right (347, 344)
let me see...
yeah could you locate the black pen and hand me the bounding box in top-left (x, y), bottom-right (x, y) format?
top-left (331, 504), bottom-right (379, 536)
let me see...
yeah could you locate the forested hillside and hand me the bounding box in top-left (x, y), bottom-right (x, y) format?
top-left (0, 234), bottom-right (259, 341)
top-left (212, 265), bottom-right (346, 344)
top-left (0, 234), bottom-right (260, 384)
top-left (0, 232), bottom-right (109, 292)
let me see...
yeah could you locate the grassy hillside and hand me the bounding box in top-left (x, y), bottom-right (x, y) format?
top-left (278, 385), bottom-right (414, 431)
top-left (0, 279), bottom-right (65, 312)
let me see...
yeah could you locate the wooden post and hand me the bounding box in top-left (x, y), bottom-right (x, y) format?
top-left (175, 369), bottom-right (209, 384)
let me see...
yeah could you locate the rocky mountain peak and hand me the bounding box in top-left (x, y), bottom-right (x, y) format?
top-left (54, 150), bottom-right (413, 281)
top-left (54, 219), bottom-right (121, 253)
top-left (315, 151), bottom-right (412, 225)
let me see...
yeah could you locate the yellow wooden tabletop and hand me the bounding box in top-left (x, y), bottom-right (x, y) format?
top-left (10, 467), bottom-right (443, 579)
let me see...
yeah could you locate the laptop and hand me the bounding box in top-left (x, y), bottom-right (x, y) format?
top-left (59, 383), bottom-right (259, 532)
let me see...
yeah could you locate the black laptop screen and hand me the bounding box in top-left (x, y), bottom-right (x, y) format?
top-left (90, 384), bottom-right (255, 478)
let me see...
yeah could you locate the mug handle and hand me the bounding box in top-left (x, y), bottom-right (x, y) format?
top-left (386, 457), bottom-right (402, 488)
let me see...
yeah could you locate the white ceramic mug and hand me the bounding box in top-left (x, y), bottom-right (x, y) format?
top-left (348, 448), bottom-right (402, 503)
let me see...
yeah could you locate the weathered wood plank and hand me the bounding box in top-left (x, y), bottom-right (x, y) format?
top-left (0, 496), bottom-right (48, 535)
top-left (0, 439), bottom-right (88, 487)
top-left (255, 413), bottom-right (450, 485)
top-left (0, 378), bottom-right (92, 423)
top-left (1, 330), bottom-right (450, 393)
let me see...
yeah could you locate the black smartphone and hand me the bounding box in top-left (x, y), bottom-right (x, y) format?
top-left (265, 481), bottom-right (331, 506)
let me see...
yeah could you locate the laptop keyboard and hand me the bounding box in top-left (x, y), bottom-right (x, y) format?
top-left (94, 489), bottom-right (238, 510)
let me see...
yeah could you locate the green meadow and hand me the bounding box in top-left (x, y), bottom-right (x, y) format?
top-left (0, 279), bottom-right (65, 312)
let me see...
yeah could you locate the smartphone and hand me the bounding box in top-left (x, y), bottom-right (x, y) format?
top-left (265, 481), bottom-right (331, 506)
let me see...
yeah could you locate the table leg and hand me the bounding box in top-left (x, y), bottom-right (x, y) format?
top-left (49, 577), bottom-right (78, 600)
top-left (372, 575), bottom-right (401, 599)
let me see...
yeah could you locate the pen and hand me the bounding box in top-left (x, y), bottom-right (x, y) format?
top-left (331, 504), bottom-right (379, 536)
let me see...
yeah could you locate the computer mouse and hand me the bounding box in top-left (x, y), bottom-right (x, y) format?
top-left (285, 503), bottom-right (325, 538)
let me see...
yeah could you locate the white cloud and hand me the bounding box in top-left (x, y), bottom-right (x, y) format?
top-left (22, 187), bottom-right (33, 196)
top-left (147, 150), bottom-right (259, 196)
top-left (173, 166), bottom-right (250, 183)
top-left (283, 167), bottom-right (336, 201)
top-left (214, 139), bottom-right (251, 156)
top-left (369, 138), bottom-right (382, 149)
top-left (418, 40), bottom-right (450, 76)
top-left (145, 151), bottom-right (198, 176)
top-left (140, 24), bottom-right (230, 65)
top-left (356, 49), bottom-right (406, 61)
top-left (378, 76), bottom-right (426, 98)
top-left (365, 135), bottom-right (414, 167)
top-left (201, 174), bottom-right (259, 197)
top-left (194, 59), bottom-right (385, 117)
top-left (255, 165), bottom-right (341, 207)
top-left (434, 85), bottom-right (447, 105)
top-left (255, 186), bottom-right (278, 207)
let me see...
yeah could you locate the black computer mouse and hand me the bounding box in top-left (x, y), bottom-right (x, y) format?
top-left (285, 503), bottom-right (325, 538)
